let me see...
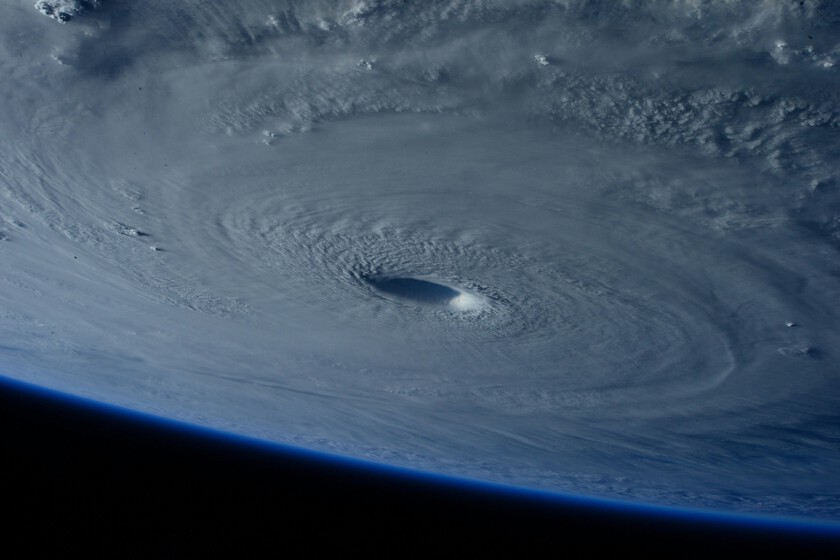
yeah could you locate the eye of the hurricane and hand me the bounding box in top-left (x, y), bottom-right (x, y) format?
top-left (369, 276), bottom-right (459, 305)
top-left (365, 275), bottom-right (483, 311)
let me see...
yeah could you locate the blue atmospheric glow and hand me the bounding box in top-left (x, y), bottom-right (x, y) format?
top-left (3, 373), bottom-right (839, 542)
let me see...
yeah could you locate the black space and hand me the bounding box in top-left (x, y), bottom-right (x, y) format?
top-left (1, 378), bottom-right (837, 556)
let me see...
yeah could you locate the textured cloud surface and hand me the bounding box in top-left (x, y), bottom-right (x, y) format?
top-left (2, 1), bottom-right (840, 518)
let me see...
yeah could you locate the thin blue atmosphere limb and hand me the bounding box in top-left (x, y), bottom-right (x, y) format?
top-left (1, 373), bottom-right (838, 555)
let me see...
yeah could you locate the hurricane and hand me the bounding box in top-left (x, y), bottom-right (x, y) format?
top-left (1, 0), bottom-right (839, 520)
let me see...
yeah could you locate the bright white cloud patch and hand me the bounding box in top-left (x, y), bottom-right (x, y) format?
top-left (34, 0), bottom-right (99, 23)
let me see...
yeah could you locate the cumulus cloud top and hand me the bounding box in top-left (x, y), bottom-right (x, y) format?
top-left (35, 0), bottom-right (100, 23)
